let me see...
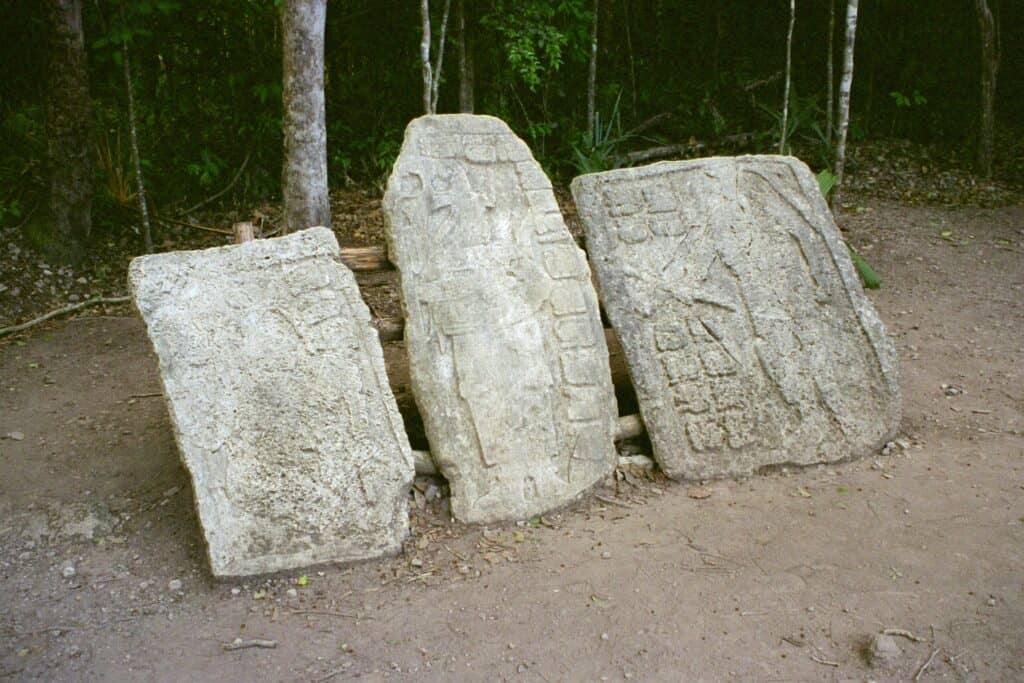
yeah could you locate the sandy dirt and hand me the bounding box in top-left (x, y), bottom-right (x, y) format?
top-left (1, 197), bottom-right (1022, 681)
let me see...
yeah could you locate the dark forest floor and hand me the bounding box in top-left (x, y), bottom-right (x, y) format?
top-left (1, 142), bottom-right (1022, 681)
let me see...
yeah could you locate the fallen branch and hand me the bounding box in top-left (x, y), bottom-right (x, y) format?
top-left (625, 132), bottom-right (761, 164)
top-left (222, 638), bottom-right (277, 651)
top-left (410, 413), bottom-right (649, 475)
top-left (0, 296), bottom-right (131, 338)
top-left (914, 648), bottom-right (940, 681)
top-left (180, 149), bottom-right (252, 216)
top-left (290, 609), bottom-right (362, 620)
top-left (159, 216), bottom-right (233, 236)
top-left (883, 628), bottom-right (925, 642)
top-left (742, 70), bottom-right (783, 91)
top-left (624, 111), bottom-right (673, 138)
top-left (594, 493), bottom-right (632, 508)
top-left (810, 654), bottom-right (839, 667)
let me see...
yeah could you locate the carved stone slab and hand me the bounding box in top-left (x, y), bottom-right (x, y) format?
top-left (129, 227), bottom-right (414, 577)
top-left (572, 156), bottom-right (900, 480)
top-left (383, 115), bottom-right (617, 523)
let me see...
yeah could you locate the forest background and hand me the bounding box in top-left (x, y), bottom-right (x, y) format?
top-left (1, 0), bottom-right (1020, 262)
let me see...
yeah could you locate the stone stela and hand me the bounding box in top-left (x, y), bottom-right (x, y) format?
top-left (384, 115), bottom-right (618, 524)
top-left (129, 227), bottom-right (414, 577)
top-left (572, 156), bottom-right (901, 480)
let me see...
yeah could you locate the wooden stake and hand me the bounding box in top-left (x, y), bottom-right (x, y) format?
top-left (233, 221), bottom-right (256, 244)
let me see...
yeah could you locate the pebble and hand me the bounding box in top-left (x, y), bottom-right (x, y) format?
top-left (6, 431), bottom-right (24, 441)
top-left (168, 579), bottom-right (183, 591)
top-left (410, 558), bottom-right (423, 568)
top-left (869, 633), bottom-right (902, 667)
top-left (231, 587), bottom-right (241, 596)
top-left (286, 588), bottom-right (298, 598)
top-left (601, 551), bottom-right (612, 560)
top-left (61, 563), bottom-right (76, 578)
top-left (600, 632), bottom-right (609, 641)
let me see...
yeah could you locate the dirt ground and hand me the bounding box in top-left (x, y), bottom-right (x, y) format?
top-left (1, 195), bottom-right (1022, 682)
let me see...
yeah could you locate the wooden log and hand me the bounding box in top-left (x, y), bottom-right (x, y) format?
top-left (411, 413), bottom-right (648, 475)
top-left (340, 245), bottom-right (392, 272)
top-left (233, 221), bottom-right (256, 244)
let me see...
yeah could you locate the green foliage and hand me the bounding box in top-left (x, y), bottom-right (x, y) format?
top-left (849, 248), bottom-right (881, 289)
top-left (816, 170), bottom-right (880, 290)
top-left (480, 0), bottom-right (590, 91)
top-left (889, 90), bottom-right (927, 109)
top-left (816, 169), bottom-right (836, 197)
top-left (571, 91), bottom-right (630, 175)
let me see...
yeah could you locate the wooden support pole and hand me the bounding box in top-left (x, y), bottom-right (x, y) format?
top-left (233, 221), bottom-right (256, 244)
top-left (411, 413), bottom-right (649, 476)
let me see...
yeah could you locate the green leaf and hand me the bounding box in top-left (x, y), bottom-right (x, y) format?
top-left (849, 247), bottom-right (881, 289)
top-left (816, 169), bottom-right (836, 198)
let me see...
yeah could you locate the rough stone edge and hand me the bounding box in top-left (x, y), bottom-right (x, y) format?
top-left (128, 227), bottom-right (415, 578)
top-left (382, 114), bottom-right (619, 523)
top-left (571, 155), bottom-right (902, 479)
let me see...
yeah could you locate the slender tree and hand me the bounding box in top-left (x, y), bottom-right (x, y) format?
top-left (120, 24), bottom-right (153, 253)
top-left (420, 0), bottom-right (433, 114)
top-left (586, 0), bottom-right (600, 144)
top-left (830, 0), bottom-right (858, 215)
top-left (779, 0), bottom-right (795, 154)
top-left (825, 0), bottom-right (835, 147)
top-left (120, 27), bottom-right (152, 253)
top-left (45, 0), bottom-right (93, 256)
top-left (457, 0), bottom-right (474, 113)
top-left (281, 0), bottom-right (330, 232)
top-left (430, 0), bottom-right (452, 113)
top-left (973, 0), bottom-right (1000, 178)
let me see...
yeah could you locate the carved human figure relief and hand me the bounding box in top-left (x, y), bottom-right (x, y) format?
top-left (384, 115), bottom-right (617, 523)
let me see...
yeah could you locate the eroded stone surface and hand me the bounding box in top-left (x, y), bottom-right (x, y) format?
top-left (572, 156), bottom-right (900, 479)
top-left (383, 115), bottom-right (617, 523)
top-left (129, 227), bottom-right (413, 576)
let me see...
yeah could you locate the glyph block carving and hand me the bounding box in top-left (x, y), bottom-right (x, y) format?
top-left (572, 156), bottom-right (900, 479)
top-left (129, 228), bottom-right (414, 576)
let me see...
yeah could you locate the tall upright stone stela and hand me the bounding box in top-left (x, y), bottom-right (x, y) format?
top-left (129, 228), bottom-right (414, 577)
top-left (572, 156), bottom-right (901, 480)
top-left (384, 115), bottom-right (618, 524)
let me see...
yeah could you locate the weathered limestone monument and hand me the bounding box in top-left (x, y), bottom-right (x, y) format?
top-left (383, 115), bottom-right (618, 524)
top-left (572, 156), bottom-right (900, 480)
top-left (129, 227), bottom-right (414, 577)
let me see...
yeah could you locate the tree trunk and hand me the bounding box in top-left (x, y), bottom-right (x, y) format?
top-left (973, 0), bottom-right (1000, 179)
top-left (825, 0), bottom-right (835, 148)
top-left (830, 0), bottom-right (858, 215)
top-left (121, 35), bottom-right (153, 253)
top-left (281, 0), bottom-right (331, 232)
top-left (586, 0), bottom-right (599, 144)
top-left (420, 0), bottom-right (433, 114)
top-left (430, 0), bottom-right (452, 113)
top-left (457, 0), bottom-right (474, 113)
top-left (780, 0), bottom-right (796, 154)
top-left (45, 0), bottom-right (93, 254)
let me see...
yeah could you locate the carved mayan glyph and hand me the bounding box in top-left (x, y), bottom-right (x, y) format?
top-left (129, 228), bottom-right (414, 576)
top-left (383, 115), bottom-right (618, 523)
top-left (572, 156), bottom-right (900, 480)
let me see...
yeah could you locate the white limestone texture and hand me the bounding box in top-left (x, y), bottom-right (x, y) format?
top-left (383, 115), bottom-right (618, 524)
top-left (129, 227), bottom-right (414, 577)
top-left (572, 156), bottom-right (901, 480)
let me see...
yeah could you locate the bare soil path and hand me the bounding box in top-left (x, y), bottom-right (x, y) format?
top-left (1, 197), bottom-right (1022, 682)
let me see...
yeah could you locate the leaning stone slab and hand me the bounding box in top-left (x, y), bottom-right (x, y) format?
top-left (383, 115), bottom-right (618, 524)
top-left (572, 156), bottom-right (900, 480)
top-left (129, 227), bottom-right (414, 577)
